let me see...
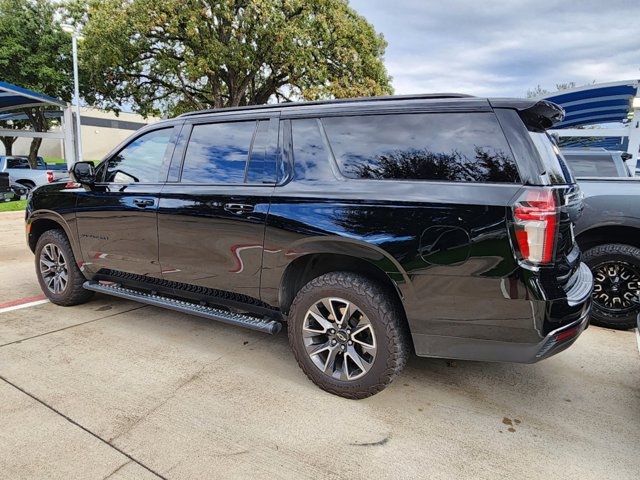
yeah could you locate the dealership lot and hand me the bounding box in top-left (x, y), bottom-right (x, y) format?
top-left (0, 210), bottom-right (638, 480)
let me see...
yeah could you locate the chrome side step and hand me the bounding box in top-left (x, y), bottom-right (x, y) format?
top-left (83, 281), bottom-right (282, 335)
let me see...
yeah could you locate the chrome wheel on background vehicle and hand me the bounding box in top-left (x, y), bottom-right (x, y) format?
top-left (303, 297), bottom-right (377, 381)
top-left (583, 243), bottom-right (640, 330)
top-left (39, 243), bottom-right (68, 294)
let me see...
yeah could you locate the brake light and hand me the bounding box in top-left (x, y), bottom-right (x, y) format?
top-left (512, 189), bottom-right (557, 264)
top-left (46, 171), bottom-right (54, 183)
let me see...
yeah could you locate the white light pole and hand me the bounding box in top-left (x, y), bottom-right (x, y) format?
top-left (61, 24), bottom-right (83, 163)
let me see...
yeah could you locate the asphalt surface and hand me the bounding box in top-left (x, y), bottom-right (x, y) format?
top-left (0, 210), bottom-right (638, 479)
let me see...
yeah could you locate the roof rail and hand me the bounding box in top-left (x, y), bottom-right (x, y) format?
top-left (178, 93), bottom-right (475, 118)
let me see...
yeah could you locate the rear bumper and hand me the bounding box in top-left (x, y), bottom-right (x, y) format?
top-left (528, 305), bottom-right (590, 362)
top-left (411, 262), bottom-right (593, 363)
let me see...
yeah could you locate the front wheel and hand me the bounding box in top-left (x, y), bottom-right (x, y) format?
top-left (35, 229), bottom-right (94, 306)
top-left (288, 272), bottom-right (410, 399)
top-left (583, 243), bottom-right (640, 330)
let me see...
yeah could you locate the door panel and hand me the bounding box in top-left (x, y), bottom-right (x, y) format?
top-left (75, 126), bottom-right (178, 277)
top-left (157, 185), bottom-right (273, 298)
top-left (75, 185), bottom-right (162, 277)
top-left (157, 116), bottom-right (278, 298)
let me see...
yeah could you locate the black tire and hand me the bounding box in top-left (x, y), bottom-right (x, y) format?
top-left (35, 229), bottom-right (94, 306)
top-left (288, 272), bottom-right (410, 399)
top-left (17, 180), bottom-right (35, 192)
top-left (583, 243), bottom-right (640, 330)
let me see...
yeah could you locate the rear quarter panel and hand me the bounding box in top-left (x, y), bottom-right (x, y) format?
top-left (261, 179), bottom-right (543, 346)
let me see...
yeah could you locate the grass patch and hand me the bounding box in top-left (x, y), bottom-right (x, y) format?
top-left (0, 199), bottom-right (26, 212)
top-left (43, 157), bottom-right (65, 164)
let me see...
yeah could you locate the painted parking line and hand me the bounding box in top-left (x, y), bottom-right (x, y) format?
top-left (0, 295), bottom-right (49, 314)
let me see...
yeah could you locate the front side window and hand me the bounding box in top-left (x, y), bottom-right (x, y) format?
top-left (104, 128), bottom-right (173, 183)
top-left (181, 121), bottom-right (256, 184)
top-left (322, 113), bottom-right (521, 183)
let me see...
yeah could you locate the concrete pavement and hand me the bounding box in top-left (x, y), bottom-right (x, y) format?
top-left (1, 211), bottom-right (638, 479)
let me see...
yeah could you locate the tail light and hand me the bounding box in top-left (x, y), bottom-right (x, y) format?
top-left (46, 171), bottom-right (54, 183)
top-left (512, 189), bottom-right (558, 265)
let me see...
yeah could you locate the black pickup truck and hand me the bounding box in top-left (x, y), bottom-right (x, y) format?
top-left (562, 148), bottom-right (640, 330)
top-left (26, 95), bottom-right (593, 398)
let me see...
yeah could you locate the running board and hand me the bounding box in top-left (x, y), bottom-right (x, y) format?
top-left (83, 281), bottom-right (282, 335)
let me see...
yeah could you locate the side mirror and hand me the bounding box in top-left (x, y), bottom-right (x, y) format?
top-left (70, 161), bottom-right (96, 185)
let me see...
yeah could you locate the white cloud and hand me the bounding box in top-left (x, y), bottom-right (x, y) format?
top-left (349, 0), bottom-right (640, 97)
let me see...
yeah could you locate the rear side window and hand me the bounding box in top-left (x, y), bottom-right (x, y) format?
top-left (291, 119), bottom-right (335, 181)
top-left (182, 121), bottom-right (255, 184)
top-left (563, 154), bottom-right (618, 177)
top-left (181, 119), bottom-right (276, 184)
top-left (322, 113), bottom-right (520, 183)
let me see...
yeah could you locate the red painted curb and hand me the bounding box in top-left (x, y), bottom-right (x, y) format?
top-left (0, 294), bottom-right (47, 310)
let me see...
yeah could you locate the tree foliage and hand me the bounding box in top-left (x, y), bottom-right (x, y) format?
top-left (526, 81), bottom-right (596, 99)
top-left (0, 0), bottom-right (72, 165)
top-left (77, 0), bottom-right (393, 116)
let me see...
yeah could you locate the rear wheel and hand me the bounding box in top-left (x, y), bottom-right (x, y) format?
top-left (288, 272), bottom-right (409, 399)
top-left (17, 180), bottom-right (35, 192)
top-left (35, 229), bottom-right (93, 306)
top-left (583, 243), bottom-right (640, 330)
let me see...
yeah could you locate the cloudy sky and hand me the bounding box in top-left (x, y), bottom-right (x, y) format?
top-left (349, 0), bottom-right (640, 98)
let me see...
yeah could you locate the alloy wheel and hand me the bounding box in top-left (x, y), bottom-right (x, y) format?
top-left (592, 261), bottom-right (640, 314)
top-left (302, 297), bottom-right (377, 381)
top-left (39, 243), bottom-right (68, 294)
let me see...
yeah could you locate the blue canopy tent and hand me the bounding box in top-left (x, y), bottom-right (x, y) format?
top-left (0, 81), bottom-right (76, 165)
top-left (538, 80), bottom-right (640, 173)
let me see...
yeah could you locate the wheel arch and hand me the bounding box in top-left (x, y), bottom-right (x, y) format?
top-left (278, 251), bottom-right (408, 320)
top-left (16, 179), bottom-right (36, 187)
top-left (27, 211), bottom-right (81, 261)
top-left (576, 225), bottom-right (640, 251)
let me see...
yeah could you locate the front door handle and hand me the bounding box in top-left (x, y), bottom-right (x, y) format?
top-left (133, 198), bottom-right (155, 208)
top-left (224, 203), bottom-right (254, 214)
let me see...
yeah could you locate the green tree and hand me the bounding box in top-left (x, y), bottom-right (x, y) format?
top-left (0, 0), bottom-right (73, 167)
top-left (77, 0), bottom-right (393, 116)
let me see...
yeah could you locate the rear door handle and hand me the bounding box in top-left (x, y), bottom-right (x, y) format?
top-left (133, 198), bottom-right (155, 208)
top-left (224, 203), bottom-right (254, 214)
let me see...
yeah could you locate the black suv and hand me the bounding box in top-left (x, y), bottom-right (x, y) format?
top-left (26, 94), bottom-right (593, 398)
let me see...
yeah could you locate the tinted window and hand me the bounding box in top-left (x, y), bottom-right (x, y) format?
top-left (246, 120), bottom-right (277, 184)
top-left (322, 113), bottom-right (520, 183)
top-left (6, 157), bottom-right (30, 169)
top-left (563, 154), bottom-right (619, 177)
top-left (104, 128), bottom-right (173, 183)
top-left (182, 121), bottom-right (256, 184)
top-left (291, 119), bottom-right (335, 181)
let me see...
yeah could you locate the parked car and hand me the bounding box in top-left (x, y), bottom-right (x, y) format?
top-left (26, 94), bottom-right (592, 398)
top-left (0, 155), bottom-right (62, 192)
top-left (561, 148), bottom-right (640, 330)
top-left (0, 172), bottom-right (12, 202)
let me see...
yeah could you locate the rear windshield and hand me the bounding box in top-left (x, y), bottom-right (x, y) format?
top-left (528, 132), bottom-right (575, 184)
top-left (563, 154), bottom-right (619, 177)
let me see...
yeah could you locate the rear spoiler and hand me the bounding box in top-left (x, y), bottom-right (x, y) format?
top-left (489, 99), bottom-right (565, 132)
